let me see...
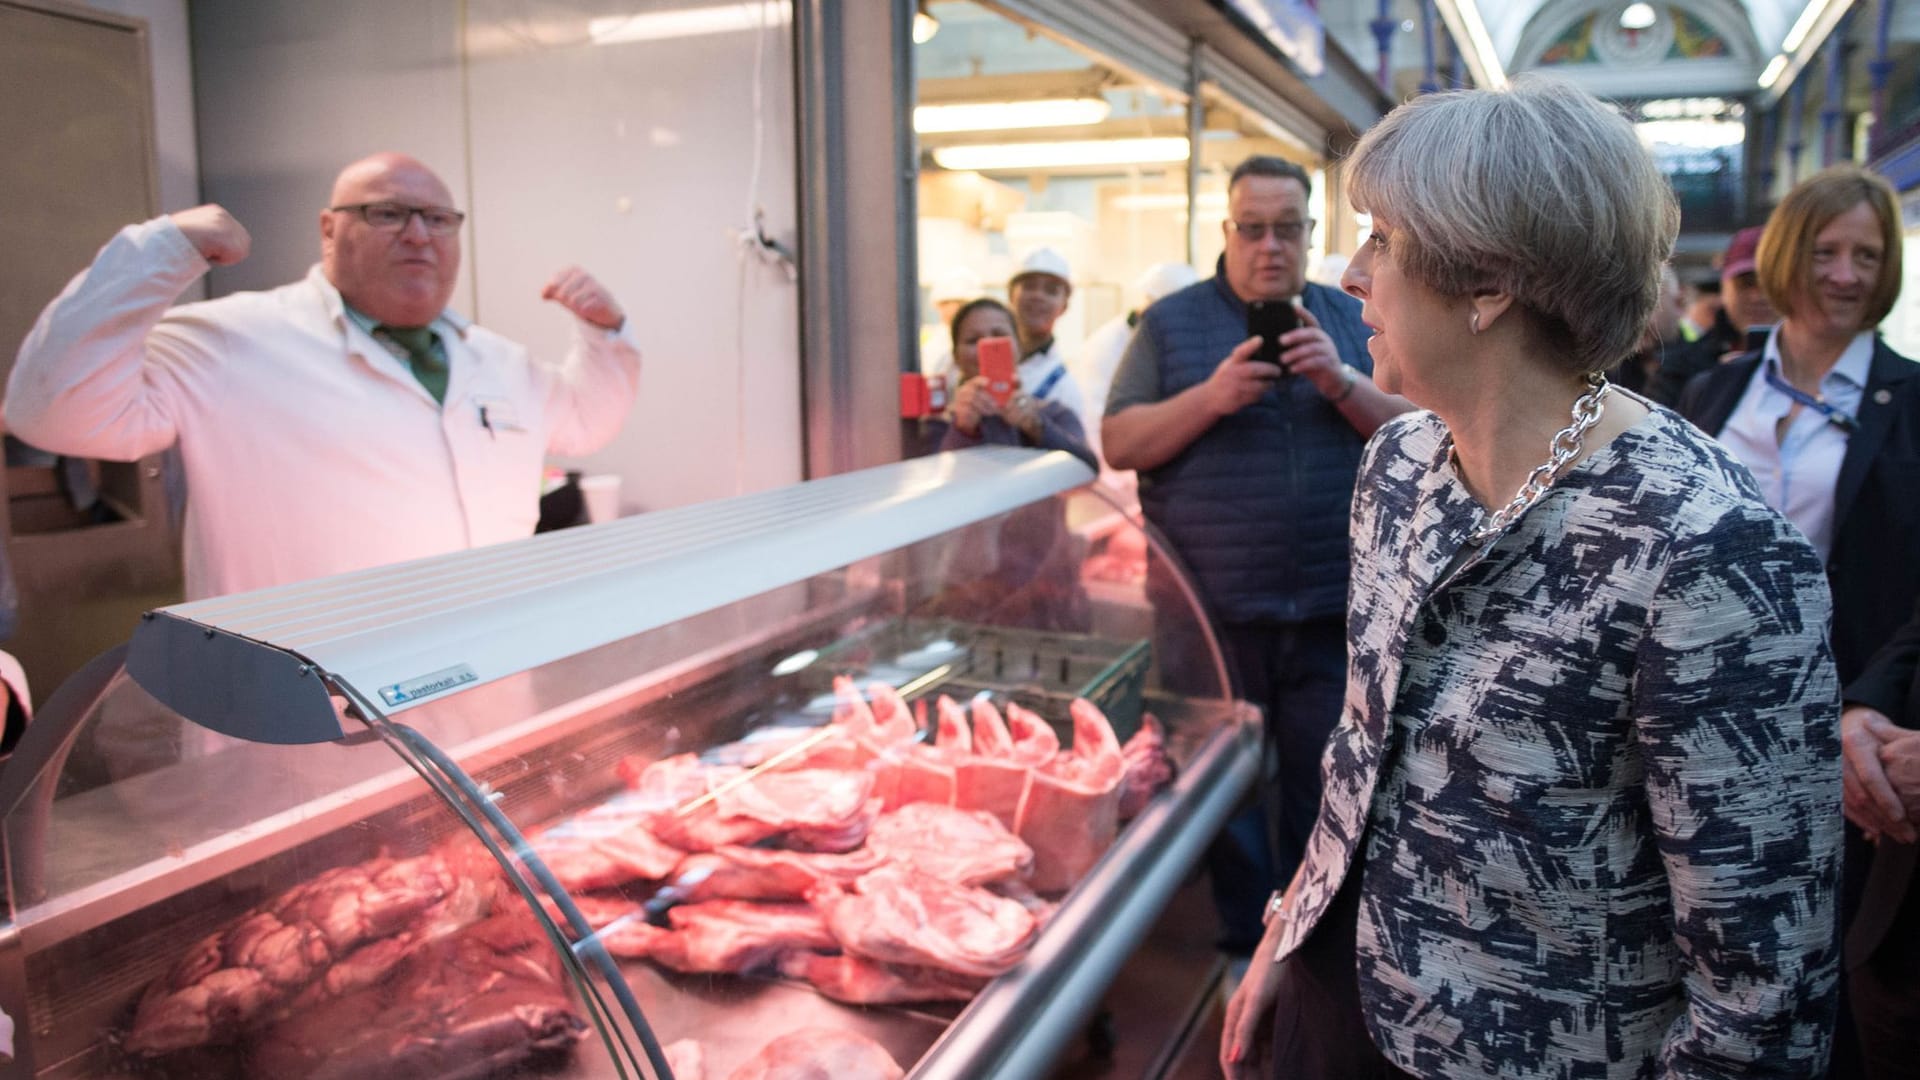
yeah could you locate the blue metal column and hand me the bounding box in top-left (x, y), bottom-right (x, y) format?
top-left (1370, 0), bottom-right (1397, 94)
top-left (1868, 0), bottom-right (1896, 158)
top-left (1787, 78), bottom-right (1808, 185)
top-left (1820, 11), bottom-right (1853, 164)
top-left (1419, 0), bottom-right (1439, 94)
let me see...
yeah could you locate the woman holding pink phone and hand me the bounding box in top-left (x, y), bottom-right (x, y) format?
top-left (942, 297), bottom-right (1095, 470)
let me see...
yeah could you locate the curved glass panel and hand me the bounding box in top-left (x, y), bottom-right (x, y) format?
top-left (0, 472), bottom-right (1237, 1079)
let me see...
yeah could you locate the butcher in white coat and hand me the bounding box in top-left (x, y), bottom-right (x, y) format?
top-left (6, 152), bottom-right (642, 600)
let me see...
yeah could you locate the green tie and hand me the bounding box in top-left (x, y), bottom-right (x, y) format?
top-left (380, 325), bottom-right (447, 405)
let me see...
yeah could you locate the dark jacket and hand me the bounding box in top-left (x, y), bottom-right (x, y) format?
top-left (1678, 339), bottom-right (1920, 685)
top-left (1840, 595), bottom-right (1920, 969)
top-left (934, 398), bottom-right (1097, 472)
top-left (1131, 275), bottom-right (1373, 625)
top-left (1280, 408), bottom-right (1839, 1076)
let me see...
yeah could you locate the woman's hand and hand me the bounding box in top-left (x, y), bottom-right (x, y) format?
top-left (1843, 705), bottom-right (1914, 843)
top-left (1001, 391), bottom-right (1045, 443)
top-left (1220, 894), bottom-right (1291, 1079)
top-left (951, 376), bottom-right (1000, 436)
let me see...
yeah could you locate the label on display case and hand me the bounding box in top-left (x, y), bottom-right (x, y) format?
top-left (380, 663), bottom-right (480, 706)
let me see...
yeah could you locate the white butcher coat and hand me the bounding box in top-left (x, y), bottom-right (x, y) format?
top-left (6, 217), bottom-right (642, 599)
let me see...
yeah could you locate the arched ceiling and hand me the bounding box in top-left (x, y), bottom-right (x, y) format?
top-left (1506, 0), bottom-right (1768, 96)
top-left (1487, 0), bottom-right (1806, 67)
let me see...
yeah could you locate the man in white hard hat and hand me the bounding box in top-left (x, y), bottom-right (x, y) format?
top-left (1072, 262), bottom-right (1199, 466)
top-left (1005, 247), bottom-right (1088, 436)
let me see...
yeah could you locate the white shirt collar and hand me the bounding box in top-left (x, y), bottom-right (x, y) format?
top-left (1760, 326), bottom-right (1874, 391)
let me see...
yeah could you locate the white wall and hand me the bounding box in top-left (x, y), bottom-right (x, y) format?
top-left (77, 0), bottom-right (196, 211)
top-left (81, 0), bottom-right (201, 294)
top-left (187, 0), bottom-right (802, 514)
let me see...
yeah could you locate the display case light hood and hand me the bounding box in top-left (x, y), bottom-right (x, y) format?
top-left (127, 447), bottom-right (1094, 745)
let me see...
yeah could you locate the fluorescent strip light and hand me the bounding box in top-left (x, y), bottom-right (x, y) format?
top-left (1112, 192), bottom-right (1228, 212)
top-left (931, 137), bottom-right (1191, 171)
top-left (588, 5), bottom-right (789, 45)
top-left (1758, 55), bottom-right (1790, 89)
top-left (1635, 119), bottom-right (1747, 150)
top-left (1432, 0), bottom-right (1508, 90)
top-left (913, 98), bottom-right (1112, 134)
top-left (1781, 0), bottom-right (1839, 53)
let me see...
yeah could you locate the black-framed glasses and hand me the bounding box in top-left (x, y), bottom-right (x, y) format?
top-left (329, 201), bottom-right (466, 235)
top-left (1229, 218), bottom-right (1314, 243)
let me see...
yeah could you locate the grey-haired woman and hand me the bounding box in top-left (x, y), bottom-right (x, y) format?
top-left (1221, 76), bottom-right (1842, 1079)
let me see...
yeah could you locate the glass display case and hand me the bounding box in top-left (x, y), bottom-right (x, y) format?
top-left (0, 446), bottom-right (1256, 1079)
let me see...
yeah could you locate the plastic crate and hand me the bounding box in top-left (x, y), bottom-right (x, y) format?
top-left (809, 617), bottom-right (1150, 744)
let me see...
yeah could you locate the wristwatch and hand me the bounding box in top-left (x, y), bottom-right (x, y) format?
top-left (1262, 889), bottom-right (1287, 925)
top-left (1328, 362), bottom-right (1359, 403)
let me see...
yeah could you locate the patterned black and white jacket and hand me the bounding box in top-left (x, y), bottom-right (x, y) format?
top-left (1277, 405), bottom-right (1843, 1078)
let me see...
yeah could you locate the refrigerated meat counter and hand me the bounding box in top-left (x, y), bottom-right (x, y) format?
top-left (0, 446), bottom-right (1258, 1079)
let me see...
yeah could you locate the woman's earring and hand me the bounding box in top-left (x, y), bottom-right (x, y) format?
top-left (1469, 310), bottom-right (1482, 335)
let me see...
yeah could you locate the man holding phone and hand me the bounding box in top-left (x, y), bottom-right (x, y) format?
top-left (1103, 155), bottom-right (1410, 959)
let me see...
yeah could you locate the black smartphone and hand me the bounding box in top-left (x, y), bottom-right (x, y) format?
top-left (1744, 326), bottom-right (1770, 355)
top-left (1248, 299), bottom-right (1300, 373)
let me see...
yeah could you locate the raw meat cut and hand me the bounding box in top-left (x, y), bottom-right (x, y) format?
top-left (884, 740), bottom-right (957, 809)
top-left (126, 851), bottom-right (461, 1055)
top-left (600, 900), bottom-right (837, 974)
top-left (665, 845), bottom-right (884, 903)
top-left (646, 767), bottom-right (881, 853)
top-left (529, 810), bottom-right (686, 892)
top-left (1003, 701), bottom-right (1061, 764)
top-left (951, 697), bottom-right (1029, 829)
top-left (862, 802), bottom-right (1033, 886)
top-left (663, 1038), bottom-right (709, 1080)
top-left (987, 877), bottom-right (1060, 925)
top-left (784, 677), bottom-right (920, 774)
top-left (778, 950), bottom-right (986, 1005)
top-left (726, 1027), bottom-right (903, 1080)
top-left (810, 865), bottom-right (1037, 978)
top-left (1015, 699), bottom-right (1124, 892)
top-left (250, 913), bottom-right (585, 1080)
top-left (1117, 713), bottom-right (1176, 819)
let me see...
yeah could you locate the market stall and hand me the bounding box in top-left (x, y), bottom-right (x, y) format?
top-left (0, 446), bottom-right (1256, 1079)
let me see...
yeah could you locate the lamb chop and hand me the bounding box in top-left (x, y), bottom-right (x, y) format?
top-left (778, 950), bottom-right (987, 1006)
top-left (599, 900), bottom-right (837, 974)
top-left (644, 766), bottom-right (882, 854)
top-left (1117, 713), bottom-right (1176, 819)
top-left (726, 1027), bottom-right (903, 1080)
top-left (666, 844), bottom-right (884, 903)
top-left (250, 912), bottom-right (585, 1080)
top-left (951, 696), bottom-right (1029, 829)
top-left (862, 802), bottom-right (1033, 887)
top-left (125, 851), bottom-right (461, 1055)
top-left (1014, 698), bottom-right (1124, 893)
top-left (528, 805), bottom-right (687, 892)
top-left (664, 1038), bottom-right (709, 1080)
top-left (810, 864), bottom-right (1038, 978)
top-left (783, 676), bottom-right (919, 774)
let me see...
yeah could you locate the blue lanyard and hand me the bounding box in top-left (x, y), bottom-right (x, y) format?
top-left (1030, 364), bottom-right (1067, 401)
top-left (1763, 358), bottom-right (1858, 433)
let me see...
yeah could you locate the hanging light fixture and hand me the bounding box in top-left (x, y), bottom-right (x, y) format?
top-left (913, 1), bottom-right (940, 45)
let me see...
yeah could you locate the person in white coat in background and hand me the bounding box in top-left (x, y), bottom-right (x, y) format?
top-left (1071, 261), bottom-right (1199, 475)
top-left (6, 152), bottom-right (641, 600)
top-left (919, 265), bottom-right (983, 385)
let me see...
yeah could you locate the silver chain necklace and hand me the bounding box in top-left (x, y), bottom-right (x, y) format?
top-left (1466, 372), bottom-right (1611, 545)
